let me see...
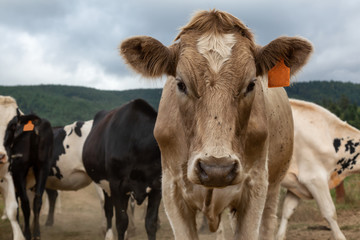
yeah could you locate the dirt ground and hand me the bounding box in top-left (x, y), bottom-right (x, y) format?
top-left (1, 184), bottom-right (360, 240)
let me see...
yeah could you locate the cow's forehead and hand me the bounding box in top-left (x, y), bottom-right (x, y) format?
top-left (177, 32), bottom-right (255, 93)
top-left (197, 32), bottom-right (237, 73)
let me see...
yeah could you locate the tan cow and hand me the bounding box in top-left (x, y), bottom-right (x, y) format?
top-left (121, 10), bottom-right (312, 240)
top-left (277, 99), bottom-right (358, 240)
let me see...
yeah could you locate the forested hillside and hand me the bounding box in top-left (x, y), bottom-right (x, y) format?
top-left (286, 80), bottom-right (360, 105)
top-left (0, 80), bottom-right (359, 128)
top-left (286, 81), bottom-right (360, 128)
top-left (0, 85), bottom-right (162, 126)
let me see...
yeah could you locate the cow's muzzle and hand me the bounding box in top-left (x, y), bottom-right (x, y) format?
top-left (0, 153), bottom-right (7, 164)
top-left (193, 155), bottom-right (239, 188)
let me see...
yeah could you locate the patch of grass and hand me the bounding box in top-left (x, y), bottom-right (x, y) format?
top-left (340, 224), bottom-right (360, 231)
top-left (331, 175), bottom-right (360, 210)
top-left (288, 223), bottom-right (308, 230)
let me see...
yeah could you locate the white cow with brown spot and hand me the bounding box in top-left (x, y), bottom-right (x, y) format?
top-left (277, 99), bottom-right (359, 240)
top-left (0, 96), bottom-right (25, 240)
top-left (121, 10), bottom-right (312, 240)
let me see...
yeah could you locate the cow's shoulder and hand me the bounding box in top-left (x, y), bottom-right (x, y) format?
top-left (128, 98), bottom-right (157, 118)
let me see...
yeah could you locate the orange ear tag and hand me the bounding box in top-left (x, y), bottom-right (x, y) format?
top-left (23, 120), bottom-right (34, 132)
top-left (329, 171), bottom-right (344, 189)
top-left (268, 59), bottom-right (290, 88)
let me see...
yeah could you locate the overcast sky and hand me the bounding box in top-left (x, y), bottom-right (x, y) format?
top-left (0, 0), bottom-right (359, 90)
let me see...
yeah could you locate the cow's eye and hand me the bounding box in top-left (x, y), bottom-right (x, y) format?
top-left (176, 78), bottom-right (187, 94)
top-left (245, 79), bottom-right (257, 94)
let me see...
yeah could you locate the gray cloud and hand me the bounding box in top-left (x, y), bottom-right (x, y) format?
top-left (0, 0), bottom-right (359, 90)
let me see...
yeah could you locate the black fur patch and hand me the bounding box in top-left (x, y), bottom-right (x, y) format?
top-left (74, 121), bottom-right (84, 137)
top-left (333, 137), bottom-right (360, 175)
top-left (333, 138), bottom-right (342, 153)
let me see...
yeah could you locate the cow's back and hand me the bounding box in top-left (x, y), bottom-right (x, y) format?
top-left (83, 99), bottom-right (159, 182)
top-left (288, 99), bottom-right (354, 178)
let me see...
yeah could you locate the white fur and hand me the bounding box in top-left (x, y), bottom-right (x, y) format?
top-left (197, 33), bottom-right (236, 73)
top-left (104, 229), bottom-right (114, 240)
top-left (45, 120), bottom-right (93, 191)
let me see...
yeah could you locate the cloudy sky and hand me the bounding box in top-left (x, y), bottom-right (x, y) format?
top-left (0, 0), bottom-right (359, 90)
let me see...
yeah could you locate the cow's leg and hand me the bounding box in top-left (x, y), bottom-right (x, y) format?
top-left (127, 197), bottom-right (136, 237)
top-left (26, 189), bottom-right (35, 224)
top-left (1, 191), bottom-right (7, 220)
top-left (234, 178), bottom-right (268, 240)
top-left (303, 176), bottom-right (346, 240)
top-left (276, 191), bottom-right (300, 240)
top-left (145, 188), bottom-right (161, 240)
top-left (103, 191), bottom-right (114, 240)
top-left (215, 218), bottom-right (226, 240)
top-left (110, 182), bottom-right (130, 240)
top-left (13, 174), bottom-right (31, 240)
top-left (162, 176), bottom-right (198, 240)
top-left (259, 184), bottom-right (281, 240)
top-left (45, 188), bottom-right (58, 226)
top-left (0, 172), bottom-right (25, 240)
top-left (32, 166), bottom-right (50, 240)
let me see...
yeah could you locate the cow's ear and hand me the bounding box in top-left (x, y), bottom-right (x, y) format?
top-left (120, 36), bottom-right (179, 78)
top-left (16, 108), bottom-right (21, 118)
top-left (255, 36), bottom-right (313, 77)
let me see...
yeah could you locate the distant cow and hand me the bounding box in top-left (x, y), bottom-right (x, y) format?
top-left (277, 99), bottom-right (358, 240)
top-left (83, 99), bottom-right (162, 240)
top-left (0, 96), bottom-right (25, 240)
top-left (42, 120), bottom-right (94, 226)
top-left (120, 10), bottom-right (312, 239)
top-left (4, 111), bottom-right (53, 240)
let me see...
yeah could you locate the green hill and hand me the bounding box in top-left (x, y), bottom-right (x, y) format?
top-left (286, 80), bottom-right (360, 105)
top-left (285, 81), bottom-right (360, 128)
top-left (0, 80), bottom-right (359, 128)
top-left (0, 85), bottom-right (162, 126)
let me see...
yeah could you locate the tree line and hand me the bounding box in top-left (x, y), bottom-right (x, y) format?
top-left (1, 80), bottom-right (359, 129)
top-left (285, 80), bottom-right (360, 129)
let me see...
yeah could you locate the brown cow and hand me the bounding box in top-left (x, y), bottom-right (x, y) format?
top-left (120, 10), bottom-right (312, 240)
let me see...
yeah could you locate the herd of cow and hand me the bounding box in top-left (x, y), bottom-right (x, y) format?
top-left (0, 9), bottom-right (359, 240)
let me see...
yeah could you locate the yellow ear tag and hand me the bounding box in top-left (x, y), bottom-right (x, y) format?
top-left (23, 120), bottom-right (34, 132)
top-left (268, 59), bottom-right (290, 88)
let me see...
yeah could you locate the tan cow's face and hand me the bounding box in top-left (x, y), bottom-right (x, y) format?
top-left (120, 10), bottom-right (313, 188)
top-left (172, 31), bottom-right (259, 187)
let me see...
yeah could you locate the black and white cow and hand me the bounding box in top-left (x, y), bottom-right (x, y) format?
top-left (83, 99), bottom-right (162, 240)
top-left (277, 99), bottom-right (360, 240)
top-left (4, 111), bottom-right (53, 240)
top-left (42, 120), bottom-right (94, 226)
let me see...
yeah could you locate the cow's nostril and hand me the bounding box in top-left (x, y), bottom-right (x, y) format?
top-left (226, 162), bottom-right (238, 182)
top-left (196, 159), bottom-right (238, 187)
top-left (197, 161), bottom-right (209, 181)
